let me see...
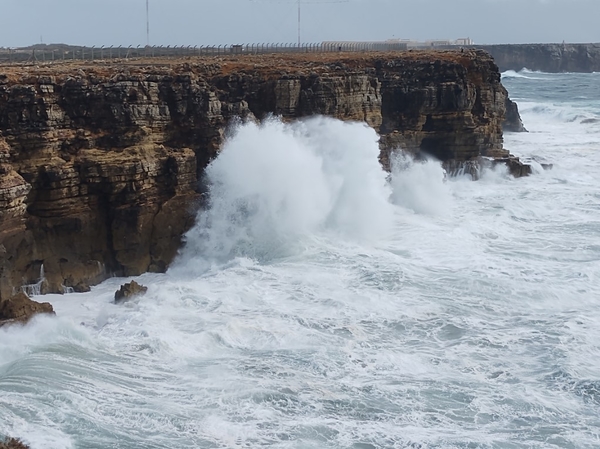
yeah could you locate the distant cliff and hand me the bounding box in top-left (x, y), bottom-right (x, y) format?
top-left (0, 50), bottom-right (522, 298)
top-left (478, 43), bottom-right (600, 73)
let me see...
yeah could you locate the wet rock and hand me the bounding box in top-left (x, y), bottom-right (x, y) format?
top-left (0, 438), bottom-right (31, 449)
top-left (73, 282), bottom-right (91, 293)
top-left (0, 291), bottom-right (55, 326)
top-left (503, 98), bottom-right (528, 133)
top-left (114, 280), bottom-right (148, 304)
top-left (492, 156), bottom-right (533, 178)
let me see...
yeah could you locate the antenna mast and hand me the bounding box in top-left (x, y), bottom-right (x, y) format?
top-left (146, 0), bottom-right (150, 46)
top-left (252, 0), bottom-right (348, 45)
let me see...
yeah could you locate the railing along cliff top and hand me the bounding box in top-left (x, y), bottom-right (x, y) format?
top-left (0, 42), bottom-right (412, 64)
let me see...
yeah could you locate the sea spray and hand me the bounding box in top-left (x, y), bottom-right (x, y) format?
top-left (174, 117), bottom-right (395, 273)
top-left (389, 153), bottom-right (453, 216)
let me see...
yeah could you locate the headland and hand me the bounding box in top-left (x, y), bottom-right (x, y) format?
top-left (0, 50), bottom-right (525, 298)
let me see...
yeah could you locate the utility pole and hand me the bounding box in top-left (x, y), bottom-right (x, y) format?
top-left (252, 0), bottom-right (348, 45)
top-left (146, 0), bottom-right (150, 46)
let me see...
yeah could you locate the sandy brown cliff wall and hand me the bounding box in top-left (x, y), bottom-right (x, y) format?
top-left (0, 50), bottom-right (519, 298)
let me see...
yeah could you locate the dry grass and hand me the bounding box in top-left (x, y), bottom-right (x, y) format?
top-left (0, 50), bottom-right (485, 83)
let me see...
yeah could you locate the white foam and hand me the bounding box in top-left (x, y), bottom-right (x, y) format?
top-left (174, 117), bottom-right (394, 273)
top-left (501, 69), bottom-right (545, 80)
top-left (389, 153), bottom-right (453, 216)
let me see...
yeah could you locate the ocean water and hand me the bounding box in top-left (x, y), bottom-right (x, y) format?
top-left (1, 71), bottom-right (600, 449)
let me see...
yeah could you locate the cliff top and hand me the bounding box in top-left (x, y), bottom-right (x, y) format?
top-left (0, 50), bottom-right (491, 82)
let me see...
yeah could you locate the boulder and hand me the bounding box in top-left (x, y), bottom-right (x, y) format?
top-left (114, 281), bottom-right (148, 304)
top-left (0, 292), bottom-right (55, 326)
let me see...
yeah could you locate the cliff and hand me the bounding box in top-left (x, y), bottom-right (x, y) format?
top-left (478, 43), bottom-right (600, 73)
top-left (0, 50), bottom-right (522, 298)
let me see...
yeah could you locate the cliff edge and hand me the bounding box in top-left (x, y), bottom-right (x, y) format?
top-left (0, 50), bottom-right (522, 298)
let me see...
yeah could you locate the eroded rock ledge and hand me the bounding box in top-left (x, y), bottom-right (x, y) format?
top-left (0, 51), bottom-right (524, 297)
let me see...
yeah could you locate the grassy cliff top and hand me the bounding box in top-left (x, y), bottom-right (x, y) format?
top-left (0, 50), bottom-right (492, 82)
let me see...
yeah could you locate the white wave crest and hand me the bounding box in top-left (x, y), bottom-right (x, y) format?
top-left (501, 69), bottom-right (545, 80)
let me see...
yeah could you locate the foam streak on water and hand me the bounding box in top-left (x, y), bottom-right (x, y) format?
top-left (1, 74), bottom-right (600, 449)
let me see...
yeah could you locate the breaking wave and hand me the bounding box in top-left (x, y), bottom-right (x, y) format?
top-left (173, 117), bottom-right (396, 273)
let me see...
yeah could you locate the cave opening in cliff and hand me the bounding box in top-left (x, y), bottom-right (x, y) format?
top-left (419, 137), bottom-right (453, 161)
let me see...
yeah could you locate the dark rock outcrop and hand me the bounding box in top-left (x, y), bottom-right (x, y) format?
top-left (477, 43), bottom-right (600, 73)
top-left (0, 51), bottom-right (524, 298)
top-left (491, 157), bottom-right (533, 178)
top-left (0, 291), bottom-right (54, 326)
top-left (114, 280), bottom-right (148, 304)
top-left (503, 98), bottom-right (527, 132)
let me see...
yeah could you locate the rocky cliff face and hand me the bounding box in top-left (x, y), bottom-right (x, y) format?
top-left (0, 50), bottom-right (522, 298)
top-left (478, 43), bottom-right (600, 73)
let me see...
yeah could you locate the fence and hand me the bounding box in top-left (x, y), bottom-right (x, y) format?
top-left (0, 42), bottom-right (410, 64)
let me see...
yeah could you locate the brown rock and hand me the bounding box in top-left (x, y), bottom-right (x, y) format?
top-left (0, 291), bottom-right (55, 326)
top-left (0, 438), bottom-right (31, 449)
top-left (114, 280), bottom-right (148, 304)
top-left (72, 281), bottom-right (91, 293)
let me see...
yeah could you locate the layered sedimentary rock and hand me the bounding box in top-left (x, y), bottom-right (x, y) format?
top-left (478, 43), bottom-right (600, 73)
top-left (0, 50), bottom-right (523, 297)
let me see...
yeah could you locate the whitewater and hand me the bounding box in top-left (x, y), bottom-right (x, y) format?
top-left (1, 71), bottom-right (600, 449)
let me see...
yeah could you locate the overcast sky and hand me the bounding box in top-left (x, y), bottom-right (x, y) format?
top-left (1, 0), bottom-right (598, 48)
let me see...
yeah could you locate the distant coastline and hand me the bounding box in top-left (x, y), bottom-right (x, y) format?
top-left (475, 43), bottom-right (600, 73)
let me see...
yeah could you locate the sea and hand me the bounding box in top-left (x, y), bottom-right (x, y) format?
top-left (1, 70), bottom-right (599, 449)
